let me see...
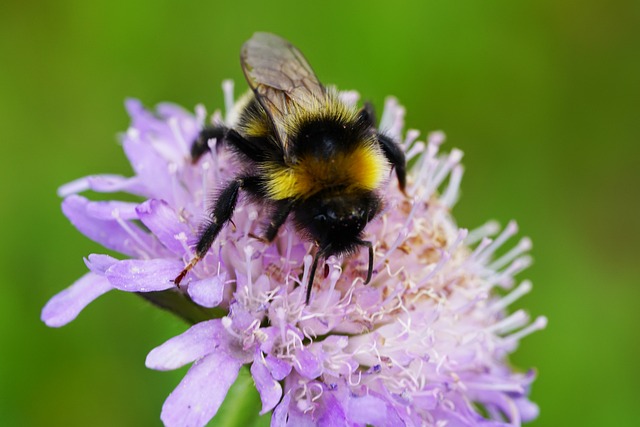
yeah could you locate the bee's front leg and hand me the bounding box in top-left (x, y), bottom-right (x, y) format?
top-left (174, 177), bottom-right (247, 286)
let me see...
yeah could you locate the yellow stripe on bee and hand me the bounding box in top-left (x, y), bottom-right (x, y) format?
top-left (264, 144), bottom-right (389, 200)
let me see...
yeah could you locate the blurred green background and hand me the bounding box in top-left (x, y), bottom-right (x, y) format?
top-left (1, 0), bottom-right (638, 425)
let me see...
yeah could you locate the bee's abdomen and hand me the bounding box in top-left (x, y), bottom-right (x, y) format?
top-left (263, 144), bottom-right (388, 201)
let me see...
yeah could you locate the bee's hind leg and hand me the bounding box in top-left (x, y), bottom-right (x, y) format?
top-left (358, 102), bottom-right (406, 192)
top-left (377, 133), bottom-right (406, 193)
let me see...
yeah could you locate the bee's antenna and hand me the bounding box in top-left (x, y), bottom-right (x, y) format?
top-left (306, 250), bottom-right (321, 304)
top-left (358, 240), bottom-right (374, 285)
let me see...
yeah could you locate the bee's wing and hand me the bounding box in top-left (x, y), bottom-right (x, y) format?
top-left (241, 32), bottom-right (324, 152)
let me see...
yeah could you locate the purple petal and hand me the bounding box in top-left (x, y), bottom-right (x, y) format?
top-left (136, 199), bottom-right (192, 255)
top-left (122, 128), bottom-right (176, 201)
top-left (228, 296), bottom-right (257, 330)
top-left (62, 195), bottom-right (153, 257)
top-left (271, 392), bottom-right (291, 427)
top-left (317, 392), bottom-right (347, 427)
top-left (261, 242), bottom-right (306, 269)
top-left (105, 259), bottom-right (182, 292)
top-left (187, 273), bottom-right (226, 308)
top-left (41, 272), bottom-right (112, 327)
top-left (84, 254), bottom-right (119, 274)
top-left (157, 102), bottom-right (196, 122)
top-left (125, 98), bottom-right (167, 135)
top-left (293, 348), bottom-right (322, 379)
top-left (85, 200), bottom-right (140, 220)
top-left (516, 397), bottom-right (540, 422)
top-left (272, 391), bottom-right (315, 427)
top-left (160, 351), bottom-right (243, 427)
top-left (265, 354), bottom-right (292, 381)
top-left (251, 351), bottom-right (283, 414)
top-left (84, 174), bottom-right (148, 196)
top-left (354, 286), bottom-right (382, 310)
top-left (146, 319), bottom-right (229, 370)
top-left (125, 99), bottom-right (193, 160)
top-left (257, 326), bottom-right (280, 354)
top-left (346, 393), bottom-right (404, 427)
top-left (59, 175), bottom-right (144, 198)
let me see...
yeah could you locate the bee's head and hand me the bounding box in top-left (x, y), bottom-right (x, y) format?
top-left (294, 191), bottom-right (381, 256)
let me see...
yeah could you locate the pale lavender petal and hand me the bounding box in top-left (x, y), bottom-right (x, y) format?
top-left (354, 286), bottom-right (382, 311)
top-left (157, 103), bottom-right (201, 148)
top-left (85, 200), bottom-right (140, 220)
top-left (57, 177), bottom-right (92, 197)
top-left (41, 272), bottom-right (112, 327)
top-left (261, 243), bottom-right (306, 269)
top-left (257, 326), bottom-right (282, 354)
top-left (85, 174), bottom-right (148, 195)
top-left (187, 274), bottom-right (226, 308)
top-left (378, 96), bottom-right (405, 140)
top-left (346, 393), bottom-right (404, 427)
top-left (146, 319), bottom-right (226, 371)
top-left (412, 393), bottom-right (438, 411)
top-left (272, 392), bottom-right (315, 427)
top-left (122, 128), bottom-right (174, 200)
top-left (136, 199), bottom-right (191, 255)
top-left (125, 98), bottom-right (168, 135)
top-left (284, 408), bottom-right (318, 427)
top-left (265, 354), bottom-right (292, 381)
top-left (317, 392), bottom-right (347, 427)
top-left (105, 259), bottom-right (182, 292)
top-left (293, 348), bottom-right (322, 379)
top-left (271, 392), bottom-right (291, 427)
top-left (228, 296), bottom-right (257, 330)
top-left (161, 351), bottom-right (243, 427)
top-left (62, 195), bottom-right (152, 257)
top-left (157, 102), bottom-right (196, 121)
top-left (251, 351), bottom-right (282, 414)
top-left (285, 409), bottom-right (316, 427)
top-left (517, 397), bottom-right (540, 421)
top-left (58, 175), bottom-right (148, 198)
top-left (84, 253), bottom-right (119, 274)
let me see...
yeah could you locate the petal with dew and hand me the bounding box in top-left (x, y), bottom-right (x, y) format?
top-left (187, 273), bottom-right (226, 308)
top-left (85, 200), bottom-right (140, 221)
top-left (125, 98), bottom-right (171, 137)
top-left (41, 272), bottom-right (112, 327)
top-left (271, 391), bottom-right (291, 427)
top-left (292, 348), bottom-right (322, 379)
top-left (136, 199), bottom-right (192, 255)
top-left (346, 393), bottom-right (404, 427)
top-left (316, 392), bottom-right (348, 427)
top-left (251, 350), bottom-right (282, 414)
top-left (122, 128), bottom-right (180, 204)
top-left (265, 354), bottom-right (292, 381)
top-left (62, 195), bottom-right (153, 257)
top-left (58, 174), bottom-right (148, 198)
top-left (272, 391), bottom-right (315, 427)
top-left (84, 253), bottom-right (119, 274)
top-left (160, 351), bottom-right (243, 427)
top-left (146, 319), bottom-right (228, 371)
top-left (106, 258), bottom-right (182, 292)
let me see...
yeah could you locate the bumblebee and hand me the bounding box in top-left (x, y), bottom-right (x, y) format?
top-left (174, 32), bottom-right (406, 303)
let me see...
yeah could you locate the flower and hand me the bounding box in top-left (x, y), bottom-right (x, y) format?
top-left (43, 80), bottom-right (546, 426)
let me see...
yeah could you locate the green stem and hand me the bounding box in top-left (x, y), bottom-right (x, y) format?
top-left (137, 289), bottom-right (225, 324)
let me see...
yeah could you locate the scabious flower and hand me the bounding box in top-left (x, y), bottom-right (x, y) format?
top-left (43, 80), bottom-right (546, 426)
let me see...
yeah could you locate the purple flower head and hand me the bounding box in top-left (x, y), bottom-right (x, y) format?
top-left (43, 81), bottom-right (545, 426)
